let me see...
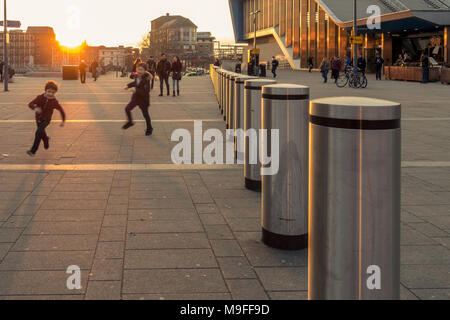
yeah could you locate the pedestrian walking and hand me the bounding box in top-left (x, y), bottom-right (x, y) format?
top-left (146, 56), bottom-right (157, 90)
top-left (156, 53), bottom-right (171, 97)
top-left (0, 59), bottom-right (4, 82)
top-left (171, 56), bottom-right (183, 97)
top-left (308, 57), bottom-right (314, 72)
top-left (357, 54), bottom-right (367, 76)
top-left (421, 52), bottom-right (429, 84)
top-left (271, 56), bottom-right (279, 78)
top-left (91, 60), bottom-right (99, 81)
top-left (27, 81), bottom-right (66, 157)
top-left (214, 58), bottom-right (221, 67)
top-left (319, 57), bottom-right (330, 83)
top-left (79, 60), bottom-right (87, 83)
top-left (374, 54), bottom-right (384, 80)
top-left (331, 56), bottom-right (342, 83)
top-left (122, 62), bottom-right (153, 136)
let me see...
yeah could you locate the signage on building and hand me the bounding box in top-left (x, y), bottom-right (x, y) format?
top-left (0, 21), bottom-right (21, 28)
top-left (349, 36), bottom-right (364, 45)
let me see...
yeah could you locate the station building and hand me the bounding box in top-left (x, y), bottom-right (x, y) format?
top-left (228, 0), bottom-right (450, 70)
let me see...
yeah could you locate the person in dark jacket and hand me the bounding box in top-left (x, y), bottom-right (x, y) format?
top-left (27, 81), bottom-right (66, 156)
top-left (171, 56), bottom-right (183, 97)
top-left (319, 57), bottom-right (330, 83)
top-left (357, 54), bottom-right (367, 75)
top-left (132, 58), bottom-right (142, 73)
top-left (421, 52), bottom-right (429, 84)
top-left (271, 56), bottom-right (279, 78)
top-left (123, 63), bottom-right (153, 136)
top-left (91, 60), bottom-right (99, 81)
top-left (156, 53), bottom-right (172, 97)
top-left (374, 54), bottom-right (384, 80)
top-left (147, 56), bottom-right (156, 90)
top-left (331, 56), bottom-right (342, 83)
top-left (214, 58), bottom-right (221, 67)
top-left (308, 57), bottom-right (314, 72)
top-left (79, 60), bottom-right (87, 83)
top-left (0, 59), bottom-right (3, 82)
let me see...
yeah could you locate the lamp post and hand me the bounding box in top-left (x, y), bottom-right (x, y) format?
top-left (250, 10), bottom-right (261, 50)
top-left (353, 0), bottom-right (358, 74)
top-left (3, 0), bottom-right (8, 91)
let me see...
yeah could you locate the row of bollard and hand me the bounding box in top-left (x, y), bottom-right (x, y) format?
top-left (210, 65), bottom-right (401, 300)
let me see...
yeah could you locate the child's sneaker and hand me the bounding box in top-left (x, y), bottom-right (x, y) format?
top-left (122, 122), bottom-right (135, 130)
top-left (26, 150), bottom-right (35, 157)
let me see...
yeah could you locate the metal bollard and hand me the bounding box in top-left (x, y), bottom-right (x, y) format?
top-left (261, 84), bottom-right (310, 250)
top-left (213, 66), bottom-right (219, 103)
top-left (234, 75), bottom-right (256, 161)
top-left (243, 78), bottom-right (276, 191)
top-left (219, 69), bottom-right (225, 113)
top-left (223, 71), bottom-right (230, 118)
top-left (227, 73), bottom-right (238, 130)
top-left (308, 97), bottom-right (401, 300)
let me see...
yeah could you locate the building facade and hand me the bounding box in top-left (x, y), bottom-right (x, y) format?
top-left (149, 13), bottom-right (198, 58)
top-left (1, 26), bottom-right (57, 72)
top-left (229, 0), bottom-right (450, 69)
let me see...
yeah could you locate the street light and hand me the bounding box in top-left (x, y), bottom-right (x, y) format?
top-left (250, 10), bottom-right (261, 50)
top-left (3, 0), bottom-right (8, 91)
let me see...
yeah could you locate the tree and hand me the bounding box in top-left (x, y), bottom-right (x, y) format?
top-left (138, 33), bottom-right (150, 49)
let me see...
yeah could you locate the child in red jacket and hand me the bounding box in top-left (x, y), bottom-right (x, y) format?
top-left (27, 81), bottom-right (66, 156)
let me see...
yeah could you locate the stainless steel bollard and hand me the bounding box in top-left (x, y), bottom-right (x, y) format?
top-left (234, 75), bottom-right (256, 161)
top-left (227, 73), bottom-right (238, 130)
top-left (309, 97), bottom-right (401, 300)
top-left (243, 78), bottom-right (276, 191)
top-left (261, 84), bottom-right (310, 250)
top-left (213, 66), bottom-right (219, 103)
top-left (220, 69), bottom-right (225, 113)
top-left (223, 71), bottom-right (230, 119)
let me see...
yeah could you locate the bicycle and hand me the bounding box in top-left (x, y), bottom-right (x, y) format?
top-left (336, 67), bottom-right (367, 89)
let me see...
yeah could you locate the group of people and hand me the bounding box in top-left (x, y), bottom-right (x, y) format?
top-left (318, 53), bottom-right (387, 83)
top-left (78, 60), bottom-right (100, 83)
top-left (394, 51), bottom-right (431, 83)
top-left (26, 53), bottom-right (186, 157)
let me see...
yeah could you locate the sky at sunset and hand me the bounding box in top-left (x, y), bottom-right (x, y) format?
top-left (2, 0), bottom-right (235, 47)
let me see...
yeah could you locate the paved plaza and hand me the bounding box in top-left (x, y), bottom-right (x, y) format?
top-left (0, 71), bottom-right (449, 300)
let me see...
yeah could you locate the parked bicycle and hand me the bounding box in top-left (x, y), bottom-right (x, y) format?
top-left (336, 67), bottom-right (367, 89)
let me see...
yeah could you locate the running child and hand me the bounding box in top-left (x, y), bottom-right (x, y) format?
top-left (27, 80), bottom-right (66, 157)
top-left (123, 62), bottom-right (153, 136)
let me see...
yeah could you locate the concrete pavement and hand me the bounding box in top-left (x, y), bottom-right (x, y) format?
top-left (0, 71), bottom-right (448, 300)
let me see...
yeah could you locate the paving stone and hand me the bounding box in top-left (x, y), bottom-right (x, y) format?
top-left (401, 225), bottom-right (437, 245)
top-left (2, 215), bottom-right (33, 228)
top-left (242, 245), bottom-right (308, 267)
top-left (122, 293), bottom-right (232, 300)
top-left (123, 269), bottom-right (227, 294)
top-left (126, 233), bottom-right (210, 250)
top-left (125, 249), bottom-right (217, 269)
top-left (0, 295), bottom-right (84, 300)
top-left (48, 192), bottom-right (110, 200)
top-left (33, 209), bottom-right (104, 222)
top-left (410, 288), bottom-right (450, 300)
top-left (127, 220), bottom-right (203, 234)
top-left (226, 217), bottom-right (260, 232)
top-left (204, 225), bottom-right (234, 240)
top-left (255, 267), bottom-right (308, 291)
top-left (128, 208), bottom-right (197, 221)
top-left (401, 245), bottom-right (450, 265)
top-left (102, 215), bottom-right (127, 227)
top-left (85, 281), bottom-right (122, 300)
top-left (0, 251), bottom-right (94, 271)
top-left (226, 279), bottom-right (268, 300)
top-left (40, 199), bottom-right (107, 210)
top-left (128, 198), bottom-right (194, 209)
top-left (199, 214), bottom-right (226, 226)
top-left (24, 221), bottom-right (102, 235)
top-left (0, 243), bottom-right (12, 260)
top-left (99, 227), bottom-right (126, 242)
top-left (400, 284), bottom-right (419, 300)
top-left (12, 235), bottom-right (98, 251)
top-left (95, 242), bottom-right (124, 259)
top-left (409, 222), bottom-right (449, 237)
top-left (89, 259), bottom-right (123, 281)
top-left (268, 291), bottom-right (308, 300)
top-left (0, 228), bottom-right (23, 243)
top-left (217, 257), bottom-right (257, 279)
top-left (210, 240), bottom-right (244, 257)
top-left (0, 270), bottom-right (88, 295)
top-left (195, 204), bottom-right (219, 214)
top-left (401, 264), bottom-right (450, 288)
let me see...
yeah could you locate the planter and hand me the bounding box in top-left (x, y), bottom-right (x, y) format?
top-left (386, 66), bottom-right (440, 82)
top-left (441, 68), bottom-right (450, 84)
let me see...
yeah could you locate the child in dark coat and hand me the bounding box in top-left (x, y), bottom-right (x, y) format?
top-left (123, 62), bottom-right (153, 136)
top-left (27, 81), bottom-right (66, 156)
